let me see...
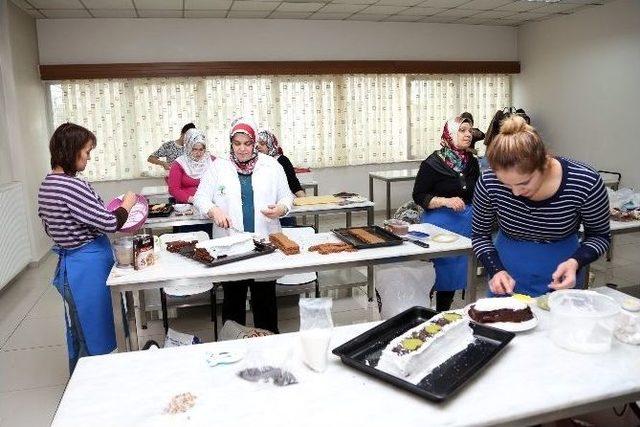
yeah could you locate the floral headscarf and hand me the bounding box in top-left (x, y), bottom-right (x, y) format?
top-left (257, 129), bottom-right (283, 158)
top-left (229, 117), bottom-right (259, 175)
top-left (175, 128), bottom-right (214, 179)
top-left (439, 116), bottom-right (472, 173)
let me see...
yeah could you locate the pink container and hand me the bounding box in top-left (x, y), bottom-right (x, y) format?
top-left (106, 194), bottom-right (149, 233)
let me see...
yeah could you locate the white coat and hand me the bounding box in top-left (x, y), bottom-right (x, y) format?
top-left (193, 153), bottom-right (294, 238)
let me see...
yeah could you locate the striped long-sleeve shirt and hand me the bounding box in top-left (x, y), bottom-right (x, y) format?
top-left (38, 173), bottom-right (122, 249)
top-left (472, 157), bottom-right (611, 278)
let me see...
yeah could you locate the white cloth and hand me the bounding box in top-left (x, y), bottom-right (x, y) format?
top-left (193, 153), bottom-right (294, 238)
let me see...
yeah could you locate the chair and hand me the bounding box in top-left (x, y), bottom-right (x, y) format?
top-left (276, 225), bottom-right (319, 297)
top-left (598, 170), bottom-right (622, 190)
top-left (158, 231), bottom-right (216, 338)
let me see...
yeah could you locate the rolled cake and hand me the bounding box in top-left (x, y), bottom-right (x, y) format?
top-left (376, 311), bottom-right (472, 382)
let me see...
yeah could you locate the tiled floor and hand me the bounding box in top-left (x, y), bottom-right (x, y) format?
top-left (1, 213), bottom-right (639, 426)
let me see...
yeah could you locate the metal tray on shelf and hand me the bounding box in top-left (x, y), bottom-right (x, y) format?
top-left (332, 225), bottom-right (403, 249)
top-left (148, 204), bottom-right (174, 218)
top-left (332, 306), bottom-right (514, 402)
top-left (176, 240), bottom-right (276, 268)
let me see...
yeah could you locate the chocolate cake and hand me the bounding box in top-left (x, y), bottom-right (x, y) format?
top-left (268, 232), bottom-right (300, 255)
top-left (468, 297), bottom-right (534, 324)
top-left (166, 240), bottom-right (198, 253)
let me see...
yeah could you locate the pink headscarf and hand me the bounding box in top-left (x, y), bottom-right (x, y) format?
top-left (439, 116), bottom-right (471, 173)
top-left (229, 117), bottom-right (259, 175)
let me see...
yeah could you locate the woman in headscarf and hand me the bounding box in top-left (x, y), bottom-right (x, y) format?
top-left (168, 128), bottom-right (215, 204)
top-left (256, 129), bottom-right (305, 226)
top-left (412, 116), bottom-right (480, 311)
top-left (257, 129), bottom-right (305, 198)
top-left (193, 117), bottom-right (294, 333)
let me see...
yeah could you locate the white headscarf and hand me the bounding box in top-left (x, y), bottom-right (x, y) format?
top-left (175, 128), bottom-right (214, 179)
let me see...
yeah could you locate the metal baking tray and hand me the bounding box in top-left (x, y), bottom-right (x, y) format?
top-left (177, 240), bottom-right (276, 268)
top-left (332, 306), bottom-right (514, 402)
top-left (148, 204), bottom-right (174, 218)
top-left (332, 225), bottom-right (404, 249)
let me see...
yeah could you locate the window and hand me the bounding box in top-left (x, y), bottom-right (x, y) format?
top-left (47, 74), bottom-right (509, 181)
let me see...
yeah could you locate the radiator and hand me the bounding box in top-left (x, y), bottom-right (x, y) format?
top-left (0, 182), bottom-right (31, 290)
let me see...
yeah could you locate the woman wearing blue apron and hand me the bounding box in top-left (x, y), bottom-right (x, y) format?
top-left (413, 116), bottom-right (480, 311)
top-left (38, 123), bottom-right (137, 373)
top-left (472, 116), bottom-right (610, 297)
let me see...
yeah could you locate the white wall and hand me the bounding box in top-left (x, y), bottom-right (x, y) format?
top-left (37, 18), bottom-right (517, 64)
top-left (513, 0), bottom-right (640, 188)
top-left (0, 1), bottom-right (52, 261)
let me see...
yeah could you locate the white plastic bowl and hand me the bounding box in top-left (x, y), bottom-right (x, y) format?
top-left (548, 290), bottom-right (620, 353)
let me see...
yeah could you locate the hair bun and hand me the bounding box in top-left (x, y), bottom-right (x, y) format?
top-left (499, 115), bottom-right (528, 135)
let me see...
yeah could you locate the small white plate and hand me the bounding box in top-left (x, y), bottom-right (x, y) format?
top-left (465, 304), bottom-right (539, 333)
top-left (431, 233), bottom-right (459, 243)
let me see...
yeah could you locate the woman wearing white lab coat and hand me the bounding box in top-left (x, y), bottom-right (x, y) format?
top-left (193, 117), bottom-right (293, 333)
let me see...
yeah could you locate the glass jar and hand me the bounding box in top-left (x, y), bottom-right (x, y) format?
top-left (113, 236), bottom-right (134, 267)
top-left (614, 298), bottom-right (640, 345)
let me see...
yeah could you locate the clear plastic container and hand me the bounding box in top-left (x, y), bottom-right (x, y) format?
top-left (548, 290), bottom-right (620, 353)
top-left (614, 298), bottom-right (640, 345)
top-left (113, 236), bottom-right (134, 267)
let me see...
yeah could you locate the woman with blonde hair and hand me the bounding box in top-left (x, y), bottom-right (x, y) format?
top-left (472, 116), bottom-right (610, 297)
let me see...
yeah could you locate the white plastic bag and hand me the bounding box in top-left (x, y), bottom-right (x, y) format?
top-left (163, 328), bottom-right (200, 348)
top-left (299, 298), bottom-right (333, 372)
top-left (374, 261), bottom-right (435, 320)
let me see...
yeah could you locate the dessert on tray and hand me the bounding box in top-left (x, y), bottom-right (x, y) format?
top-left (347, 228), bottom-right (384, 244)
top-left (468, 297), bottom-right (534, 324)
top-left (308, 242), bottom-right (356, 255)
top-left (293, 195), bottom-right (341, 206)
top-left (376, 311), bottom-right (472, 383)
top-left (268, 232), bottom-right (300, 255)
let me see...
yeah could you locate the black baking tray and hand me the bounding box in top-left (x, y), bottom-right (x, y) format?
top-left (177, 240), bottom-right (276, 268)
top-left (332, 306), bottom-right (514, 402)
top-left (148, 204), bottom-right (174, 218)
top-left (332, 225), bottom-right (404, 249)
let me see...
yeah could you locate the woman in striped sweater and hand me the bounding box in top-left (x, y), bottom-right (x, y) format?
top-left (38, 123), bottom-right (137, 372)
top-left (472, 116), bottom-right (610, 297)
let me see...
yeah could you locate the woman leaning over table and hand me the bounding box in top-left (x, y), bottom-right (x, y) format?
top-left (472, 115), bottom-right (610, 297)
top-left (37, 123), bottom-right (137, 373)
top-left (168, 127), bottom-right (215, 236)
top-left (412, 116), bottom-right (479, 311)
top-left (256, 129), bottom-right (305, 226)
top-left (193, 117), bottom-right (293, 333)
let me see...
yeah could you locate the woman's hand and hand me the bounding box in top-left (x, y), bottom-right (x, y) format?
top-left (162, 161), bottom-right (171, 171)
top-left (207, 207), bottom-right (231, 228)
top-left (121, 191), bottom-right (137, 211)
top-left (549, 258), bottom-right (579, 290)
top-left (445, 197), bottom-right (465, 212)
top-left (489, 270), bottom-right (516, 295)
top-left (260, 204), bottom-right (286, 219)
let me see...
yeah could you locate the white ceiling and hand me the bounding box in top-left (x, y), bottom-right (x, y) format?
top-left (12, 0), bottom-right (612, 26)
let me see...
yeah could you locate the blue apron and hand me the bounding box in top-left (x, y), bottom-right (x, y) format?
top-left (493, 231), bottom-right (586, 297)
top-left (52, 235), bottom-right (117, 358)
top-left (421, 205), bottom-right (473, 292)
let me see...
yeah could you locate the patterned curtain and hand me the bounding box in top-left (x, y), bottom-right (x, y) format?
top-left (48, 74), bottom-right (510, 181)
top-left (409, 74), bottom-right (510, 159)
